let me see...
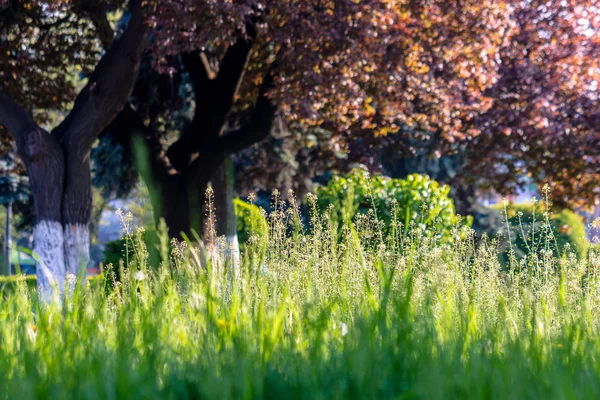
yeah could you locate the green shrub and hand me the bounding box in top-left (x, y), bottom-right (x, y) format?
top-left (234, 198), bottom-right (269, 248)
top-left (495, 201), bottom-right (589, 259)
top-left (315, 169), bottom-right (465, 242)
top-left (0, 275), bottom-right (37, 293)
top-left (0, 274), bottom-right (103, 294)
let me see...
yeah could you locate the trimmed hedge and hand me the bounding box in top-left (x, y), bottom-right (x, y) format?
top-left (0, 275), bottom-right (37, 292)
top-left (0, 274), bottom-right (103, 293)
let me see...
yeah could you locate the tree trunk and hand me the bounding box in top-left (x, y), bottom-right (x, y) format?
top-left (151, 175), bottom-right (207, 240)
top-left (450, 182), bottom-right (477, 217)
top-left (212, 156), bottom-right (240, 273)
top-left (63, 225), bottom-right (90, 279)
top-left (3, 202), bottom-right (11, 276)
top-left (61, 151), bottom-right (92, 283)
top-left (23, 128), bottom-right (67, 300)
top-left (161, 179), bottom-right (192, 239)
top-left (27, 147), bottom-right (92, 297)
top-left (22, 139), bottom-right (93, 299)
top-left (34, 220), bottom-right (66, 301)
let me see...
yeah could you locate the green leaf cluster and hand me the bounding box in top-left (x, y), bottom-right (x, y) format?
top-left (315, 168), bottom-right (465, 242)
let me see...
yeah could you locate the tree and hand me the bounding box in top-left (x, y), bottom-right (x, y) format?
top-left (330, 0), bottom-right (600, 216)
top-left (100, 0), bottom-right (514, 238)
top-left (0, 0), bottom-right (147, 297)
top-left (466, 0), bottom-right (600, 208)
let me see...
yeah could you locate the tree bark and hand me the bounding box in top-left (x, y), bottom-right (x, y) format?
top-left (22, 127), bottom-right (66, 300)
top-left (450, 182), bottom-right (477, 217)
top-left (212, 156), bottom-right (240, 272)
top-left (60, 146), bottom-right (94, 286)
top-left (34, 220), bottom-right (65, 302)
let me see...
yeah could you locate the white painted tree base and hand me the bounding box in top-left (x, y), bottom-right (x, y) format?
top-left (32, 222), bottom-right (91, 302)
top-left (64, 223), bottom-right (90, 283)
top-left (225, 234), bottom-right (240, 280)
top-left (34, 220), bottom-right (65, 302)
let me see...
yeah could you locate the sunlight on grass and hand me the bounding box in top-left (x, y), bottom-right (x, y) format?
top-left (1, 193), bottom-right (600, 399)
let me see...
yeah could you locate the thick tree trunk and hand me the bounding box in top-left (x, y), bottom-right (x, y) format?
top-left (34, 220), bottom-right (66, 301)
top-left (212, 156), bottom-right (240, 272)
top-left (152, 175), bottom-right (207, 240)
top-left (61, 151), bottom-right (92, 282)
top-left (23, 128), bottom-right (67, 300)
top-left (25, 142), bottom-right (92, 298)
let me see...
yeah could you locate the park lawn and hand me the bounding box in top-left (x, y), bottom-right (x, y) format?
top-left (1, 208), bottom-right (600, 399)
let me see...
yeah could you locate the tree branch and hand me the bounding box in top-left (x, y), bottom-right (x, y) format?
top-left (184, 67), bottom-right (278, 183)
top-left (0, 93), bottom-right (37, 140)
top-left (215, 70), bottom-right (277, 155)
top-left (53, 0), bottom-right (148, 155)
top-left (86, 7), bottom-right (114, 49)
top-left (167, 26), bottom-right (258, 171)
top-left (181, 51), bottom-right (213, 92)
top-left (208, 23), bottom-right (258, 126)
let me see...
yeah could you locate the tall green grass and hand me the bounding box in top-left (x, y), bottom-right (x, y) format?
top-left (1, 195), bottom-right (600, 399)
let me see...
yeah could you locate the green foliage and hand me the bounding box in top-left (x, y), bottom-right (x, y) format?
top-left (0, 275), bottom-right (103, 294)
top-left (234, 198), bottom-right (269, 248)
top-left (315, 169), bottom-right (465, 242)
top-left (3, 201), bottom-right (600, 397)
top-left (495, 201), bottom-right (590, 260)
top-left (0, 275), bottom-right (36, 293)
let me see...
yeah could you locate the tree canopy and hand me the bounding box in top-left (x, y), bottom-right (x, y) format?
top-left (1, 0), bottom-right (600, 227)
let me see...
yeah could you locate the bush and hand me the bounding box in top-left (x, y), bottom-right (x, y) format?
top-left (0, 274), bottom-right (103, 294)
top-left (495, 201), bottom-right (590, 260)
top-left (234, 198), bottom-right (269, 249)
top-left (0, 275), bottom-right (37, 293)
top-left (315, 168), bottom-right (465, 242)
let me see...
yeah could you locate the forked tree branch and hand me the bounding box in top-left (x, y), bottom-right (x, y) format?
top-left (184, 66), bottom-right (278, 183)
top-left (53, 0), bottom-right (149, 155)
top-left (215, 69), bottom-right (277, 155)
top-left (181, 51), bottom-right (213, 94)
top-left (168, 25), bottom-right (258, 171)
